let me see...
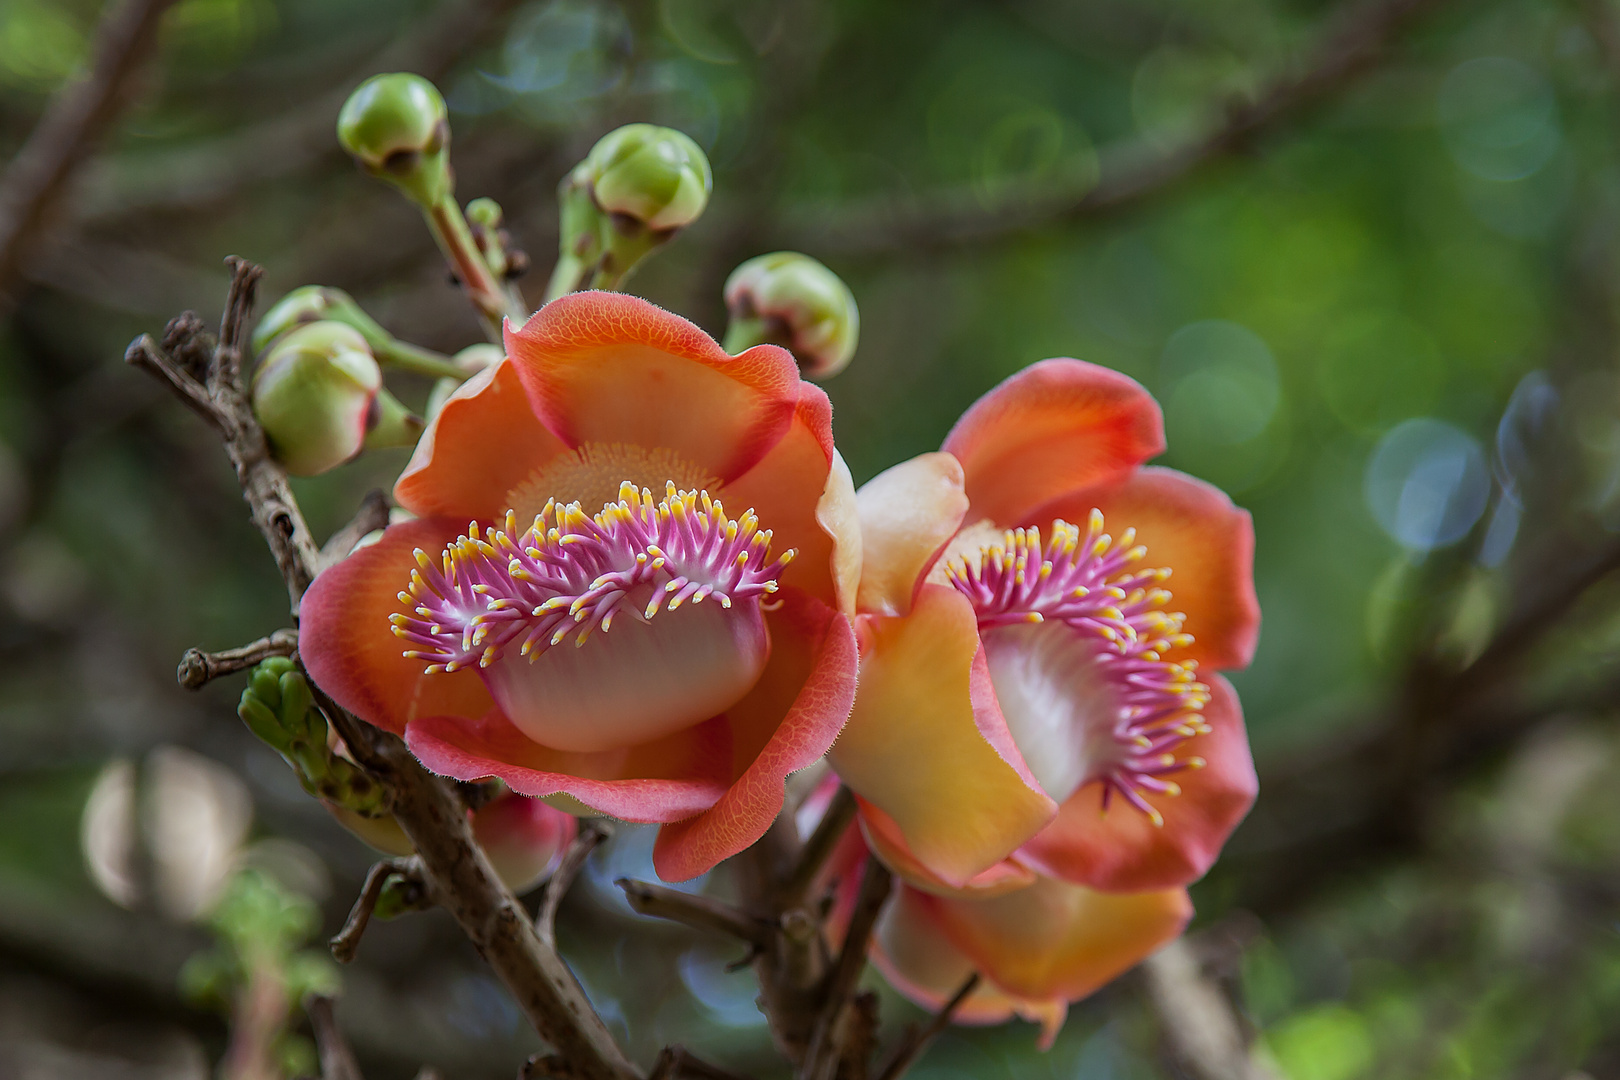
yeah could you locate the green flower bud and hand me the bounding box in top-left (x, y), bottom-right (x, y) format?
top-left (252, 322), bottom-right (421, 476)
top-left (252, 285), bottom-right (388, 358)
top-left (723, 252), bottom-right (860, 379)
top-left (584, 124), bottom-right (712, 231)
top-left (337, 73), bottom-right (451, 208)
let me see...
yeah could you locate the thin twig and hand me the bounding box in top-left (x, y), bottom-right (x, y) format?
top-left (801, 858), bottom-right (893, 1080)
top-left (330, 857), bottom-right (419, 965)
top-left (646, 1046), bottom-right (756, 1080)
top-left (536, 820), bottom-right (612, 940)
top-left (318, 490), bottom-right (392, 573)
top-left (304, 993), bottom-right (366, 1080)
top-left (873, 973), bottom-right (980, 1080)
top-left (616, 880), bottom-right (775, 948)
top-left (125, 335), bottom-right (222, 430)
top-left (774, 0), bottom-right (1454, 256)
top-left (177, 628), bottom-right (298, 690)
top-left (779, 785), bottom-right (856, 909)
top-left (0, 0), bottom-right (180, 301)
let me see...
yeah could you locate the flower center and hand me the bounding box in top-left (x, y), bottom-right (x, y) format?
top-left (506, 442), bottom-right (720, 522)
top-left (943, 511), bottom-right (1210, 825)
top-left (392, 482), bottom-right (793, 752)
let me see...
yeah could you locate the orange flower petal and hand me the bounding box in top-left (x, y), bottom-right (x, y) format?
top-left (870, 883), bottom-right (1070, 1049)
top-left (1017, 674), bottom-right (1257, 892)
top-left (406, 708), bottom-right (733, 822)
top-left (1026, 466), bottom-right (1259, 671)
top-left (829, 584), bottom-right (1056, 885)
top-left (719, 384), bottom-right (857, 616)
top-left (854, 452), bottom-right (969, 617)
top-left (942, 359), bottom-right (1164, 526)
top-left (925, 877), bottom-right (1192, 1004)
top-left (505, 291), bottom-right (799, 485)
top-left (859, 798), bottom-right (1036, 899)
top-left (394, 357), bottom-right (573, 521)
top-left (300, 517), bottom-right (496, 736)
top-left (654, 589), bottom-right (857, 881)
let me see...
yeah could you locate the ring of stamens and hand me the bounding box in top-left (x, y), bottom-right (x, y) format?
top-left (943, 509), bottom-right (1211, 826)
top-left (391, 481), bottom-right (794, 673)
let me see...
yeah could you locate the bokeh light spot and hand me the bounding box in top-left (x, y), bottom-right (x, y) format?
top-left (1364, 418), bottom-right (1489, 551)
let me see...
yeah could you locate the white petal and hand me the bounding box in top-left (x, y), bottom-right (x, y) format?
top-left (483, 600), bottom-right (770, 752)
top-left (981, 623), bottom-right (1118, 803)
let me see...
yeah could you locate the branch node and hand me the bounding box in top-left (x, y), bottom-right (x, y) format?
top-left (330, 856), bottom-right (419, 964)
top-left (177, 627), bottom-right (298, 689)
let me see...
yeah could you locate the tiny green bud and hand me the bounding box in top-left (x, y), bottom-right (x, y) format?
top-left (252, 286), bottom-right (389, 357)
top-left (584, 124), bottom-right (712, 231)
top-left (337, 73), bottom-right (451, 208)
top-left (252, 322), bottom-right (385, 476)
top-left (723, 252), bottom-right (860, 378)
top-left (465, 197), bottom-right (503, 230)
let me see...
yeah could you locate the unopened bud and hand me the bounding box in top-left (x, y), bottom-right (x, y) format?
top-left (472, 793), bottom-right (578, 895)
top-left (337, 73), bottom-right (451, 208)
top-left (252, 322), bottom-right (422, 476)
top-left (584, 124), bottom-right (711, 231)
top-left (724, 252), bottom-right (860, 378)
top-left (252, 285), bottom-right (388, 357)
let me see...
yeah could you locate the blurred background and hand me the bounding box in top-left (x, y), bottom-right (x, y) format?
top-left (3, 0), bottom-right (1620, 1077)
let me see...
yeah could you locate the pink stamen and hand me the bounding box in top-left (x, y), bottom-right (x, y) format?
top-left (391, 481), bottom-right (794, 673)
top-left (945, 511), bottom-right (1210, 827)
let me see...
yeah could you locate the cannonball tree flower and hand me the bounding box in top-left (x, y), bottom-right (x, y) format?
top-left (829, 359), bottom-right (1259, 894)
top-left (803, 780), bottom-right (1188, 1050)
top-left (300, 292), bottom-right (860, 881)
top-left (874, 875), bottom-right (1188, 1047)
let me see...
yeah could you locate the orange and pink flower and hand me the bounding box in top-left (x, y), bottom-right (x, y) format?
top-left (301, 292), bottom-right (860, 881)
top-left (816, 807), bottom-right (1189, 1049)
top-left (830, 358), bottom-right (1259, 895)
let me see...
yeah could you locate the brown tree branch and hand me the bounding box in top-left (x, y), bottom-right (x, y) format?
top-left (0, 0), bottom-right (180, 302)
top-left (304, 993), bottom-right (366, 1080)
top-left (616, 880), bottom-right (775, 948)
top-left (779, 785), bottom-right (855, 910)
top-left (176, 628), bottom-right (299, 690)
top-left (801, 859), bottom-right (893, 1080)
top-left (132, 259), bottom-right (639, 1080)
top-left (773, 0), bottom-right (1453, 256)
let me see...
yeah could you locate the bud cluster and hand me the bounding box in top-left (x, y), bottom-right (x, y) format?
top-left (237, 657), bottom-right (390, 821)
